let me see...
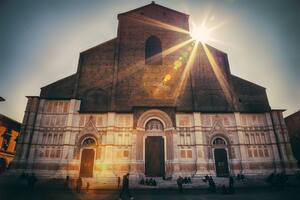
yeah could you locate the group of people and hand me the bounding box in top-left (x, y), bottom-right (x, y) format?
top-left (203, 175), bottom-right (216, 193)
top-left (202, 174), bottom-right (235, 194)
top-left (139, 177), bottom-right (157, 186)
top-left (176, 176), bottom-right (191, 192)
top-left (266, 172), bottom-right (288, 188)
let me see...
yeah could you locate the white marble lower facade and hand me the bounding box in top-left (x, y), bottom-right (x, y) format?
top-left (12, 98), bottom-right (298, 179)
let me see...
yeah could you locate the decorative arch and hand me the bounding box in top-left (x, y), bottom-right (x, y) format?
top-left (81, 136), bottom-right (97, 147)
top-left (210, 134), bottom-right (230, 147)
top-left (78, 134), bottom-right (99, 147)
top-left (145, 35), bottom-right (162, 65)
top-left (145, 119), bottom-right (164, 131)
top-left (137, 109), bottom-right (173, 130)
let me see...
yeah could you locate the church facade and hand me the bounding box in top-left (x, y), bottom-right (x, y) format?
top-left (13, 2), bottom-right (297, 179)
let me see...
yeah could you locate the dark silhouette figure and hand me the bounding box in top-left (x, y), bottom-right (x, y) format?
top-left (86, 182), bottom-right (90, 191)
top-left (203, 174), bottom-right (209, 182)
top-left (65, 175), bottom-right (70, 188)
top-left (119, 173), bottom-right (132, 199)
top-left (208, 177), bottom-right (216, 193)
top-left (229, 176), bottom-right (235, 194)
top-left (139, 177), bottom-right (145, 185)
top-left (221, 184), bottom-right (228, 194)
top-left (177, 176), bottom-right (183, 193)
top-left (118, 176), bottom-right (121, 189)
top-left (27, 173), bottom-right (37, 192)
top-left (76, 177), bottom-right (82, 193)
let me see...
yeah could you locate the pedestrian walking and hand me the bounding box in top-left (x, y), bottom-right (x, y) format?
top-left (119, 173), bottom-right (133, 200)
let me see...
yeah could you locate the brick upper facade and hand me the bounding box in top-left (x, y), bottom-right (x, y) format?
top-left (40, 2), bottom-right (270, 113)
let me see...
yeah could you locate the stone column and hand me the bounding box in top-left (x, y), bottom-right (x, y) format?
top-left (101, 112), bottom-right (115, 177)
top-left (266, 112), bottom-right (282, 171)
top-left (194, 112), bottom-right (209, 176)
top-left (234, 112), bottom-right (246, 173)
top-left (64, 99), bottom-right (80, 176)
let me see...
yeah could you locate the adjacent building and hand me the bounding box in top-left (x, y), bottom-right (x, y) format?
top-left (12, 2), bottom-right (297, 180)
top-left (285, 110), bottom-right (300, 167)
top-left (0, 114), bottom-right (21, 173)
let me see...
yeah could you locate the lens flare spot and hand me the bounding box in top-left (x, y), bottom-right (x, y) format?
top-left (163, 74), bottom-right (172, 82)
top-left (174, 60), bottom-right (182, 70)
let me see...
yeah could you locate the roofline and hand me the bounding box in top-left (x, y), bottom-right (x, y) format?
top-left (40, 74), bottom-right (76, 89)
top-left (0, 113), bottom-right (22, 125)
top-left (118, 1), bottom-right (189, 18)
top-left (231, 74), bottom-right (267, 90)
top-left (80, 37), bottom-right (117, 54)
top-left (284, 110), bottom-right (300, 119)
top-left (271, 109), bottom-right (287, 112)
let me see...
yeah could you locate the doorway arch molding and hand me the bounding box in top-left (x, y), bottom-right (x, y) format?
top-left (136, 109), bottom-right (173, 130)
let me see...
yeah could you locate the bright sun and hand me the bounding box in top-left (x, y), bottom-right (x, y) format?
top-left (190, 25), bottom-right (211, 43)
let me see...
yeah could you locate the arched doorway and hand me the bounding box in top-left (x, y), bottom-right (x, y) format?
top-left (145, 119), bottom-right (165, 177)
top-left (79, 137), bottom-right (96, 177)
top-left (212, 137), bottom-right (229, 177)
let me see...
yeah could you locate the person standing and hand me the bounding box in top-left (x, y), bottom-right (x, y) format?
top-left (118, 176), bottom-right (121, 189)
top-left (28, 173), bottom-right (37, 192)
top-left (76, 177), bottom-right (82, 193)
top-left (229, 176), bottom-right (235, 194)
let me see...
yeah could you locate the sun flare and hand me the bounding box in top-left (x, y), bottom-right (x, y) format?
top-left (190, 24), bottom-right (211, 43)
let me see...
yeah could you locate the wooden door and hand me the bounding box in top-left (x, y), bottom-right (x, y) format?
top-left (214, 148), bottom-right (229, 177)
top-left (79, 149), bottom-right (95, 177)
top-left (145, 136), bottom-right (165, 177)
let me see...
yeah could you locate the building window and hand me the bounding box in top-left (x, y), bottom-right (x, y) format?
top-left (231, 147), bottom-right (236, 159)
top-left (45, 149), bottom-right (49, 157)
top-left (186, 149), bottom-right (192, 158)
top-left (248, 147), bottom-right (253, 158)
top-left (58, 134), bottom-right (63, 145)
top-left (117, 134), bottom-right (123, 145)
top-left (261, 133), bottom-right (266, 144)
top-left (145, 35), bottom-right (162, 65)
top-left (186, 134), bottom-right (191, 145)
top-left (251, 134), bottom-right (255, 144)
top-left (256, 133), bottom-right (261, 144)
top-left (245, 133), bottom-right (250, 144)
top-left (180, 150), bottom-right (186, 158)
top-left (48, 134), bottom-right (52, 144)
top-left (258, 146), bottom-right (264, 157)
top-left (53, 134), bottom-right (58, 144)
top-left (50, 148), bottom-right (55, 158)
top-left (253, 147), bottom-right (258, 157)
top-left (264, 146), bottom-right (269, 157)
top-left (123, 150), bottom-right (129, 158)
top-left (180, 134), bottom-right (185, 145)
top-left (56, 148), bottom-right (61, 158)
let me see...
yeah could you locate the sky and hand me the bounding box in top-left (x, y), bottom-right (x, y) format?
top-left (0, 0), bottom-right (299, 122)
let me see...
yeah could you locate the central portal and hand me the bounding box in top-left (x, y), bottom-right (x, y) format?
top-left (79, 149), bottom-right (95, 177)
top-left (145, 136), bottom-right (165, 177)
